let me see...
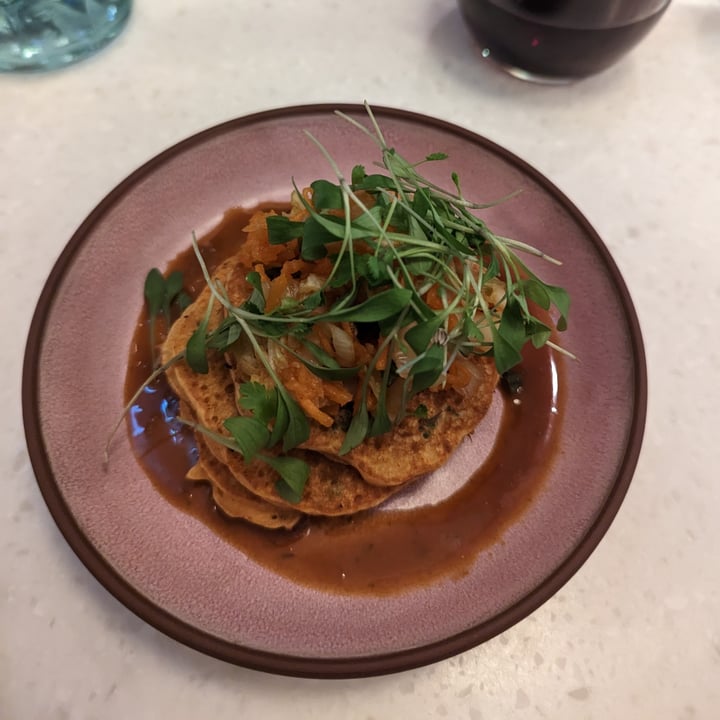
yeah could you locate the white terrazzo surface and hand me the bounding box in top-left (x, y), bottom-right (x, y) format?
top-left (2, 1), bottom-right (719, 717)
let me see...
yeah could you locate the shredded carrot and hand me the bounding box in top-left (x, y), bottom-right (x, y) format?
top-left (238, 210), bottom-right (299, 268)
top-left (374, 341), bottom-right (390, 371)
top-left (310, 257), bottom-right (334, 277)
top-left (278, 257), bottom-right (334, 279)
top-left (253, 263), bottom-right (270, 283)
top-left (350, 371), bottom-right (376, 413)
top-left (280, 361), bottom-right (354, 428)
top-left (243, 210), bottom-right (273, 233)
top-left (281, 364), bottom-right (330, 426)
top-left (265, 272), bottom-right (289, 313)
top-left (446, 358), bottom-right (472, 390)
top-left (296, 398), bottom-right (334, 427)
top-left (323, 382), bottom-right (353, 405)
top-left (424, 284), bottom-right (461, 333)
top-left (425, 282), bottom-right (460, 312)
top-left (279, 259), bottom-right (307, 276)
top-left (425, 283), bottom-right (444, 310)
top-left (353, 340), bottom-right (373, 366)
top-left (287, 188), bottom-right (313, 222)
top-left (312, 323), bottom-right (335, 357)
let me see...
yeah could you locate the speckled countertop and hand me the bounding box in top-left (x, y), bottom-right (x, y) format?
top-left (2, 1), bottom-right (719, 717)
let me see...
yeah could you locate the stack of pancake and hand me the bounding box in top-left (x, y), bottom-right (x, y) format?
top-left (162, 255), bottom-right (498, 530)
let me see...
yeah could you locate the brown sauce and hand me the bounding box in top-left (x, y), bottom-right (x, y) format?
top-left (125, 207), bottom-right (563, 596)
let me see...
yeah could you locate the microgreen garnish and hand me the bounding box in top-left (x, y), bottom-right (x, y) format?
top-left (223, 416), bottom-right (270, 463)
top-left (264, 455), bottom-right (310, 504)
top-left (143, 268), bottom-right (190, 366)
top-left (177, 415), bottom-right (309, 502)
top-left (120, 103), bottom-right (573, 506)
top-left (185, 293), bottom-right (214, 374)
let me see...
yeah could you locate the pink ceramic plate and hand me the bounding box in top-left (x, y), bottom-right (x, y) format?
top-left (23, 105), bottom-right (646, 678)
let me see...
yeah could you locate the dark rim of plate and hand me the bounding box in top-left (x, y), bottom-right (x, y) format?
top-left (21, 104), bottom-right (647, 679)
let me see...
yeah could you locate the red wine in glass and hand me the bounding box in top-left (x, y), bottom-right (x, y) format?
top-left (458, 0), bottom-right (671, 81)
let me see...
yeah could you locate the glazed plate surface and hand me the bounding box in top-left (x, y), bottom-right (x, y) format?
top-left (22, 105), bottom-right (646, 677)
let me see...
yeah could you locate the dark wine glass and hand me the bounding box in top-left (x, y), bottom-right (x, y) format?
top-left (458, 0), bottom-right (671, 82)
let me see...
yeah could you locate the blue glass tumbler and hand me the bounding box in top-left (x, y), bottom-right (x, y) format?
top-left (0, 0), bottom-right (131, 72)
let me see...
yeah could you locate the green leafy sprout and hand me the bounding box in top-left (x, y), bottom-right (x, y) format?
top-left (114, 103), bottom-right (573, 504)
top-left (143, 268), bottom-right (191, 366)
